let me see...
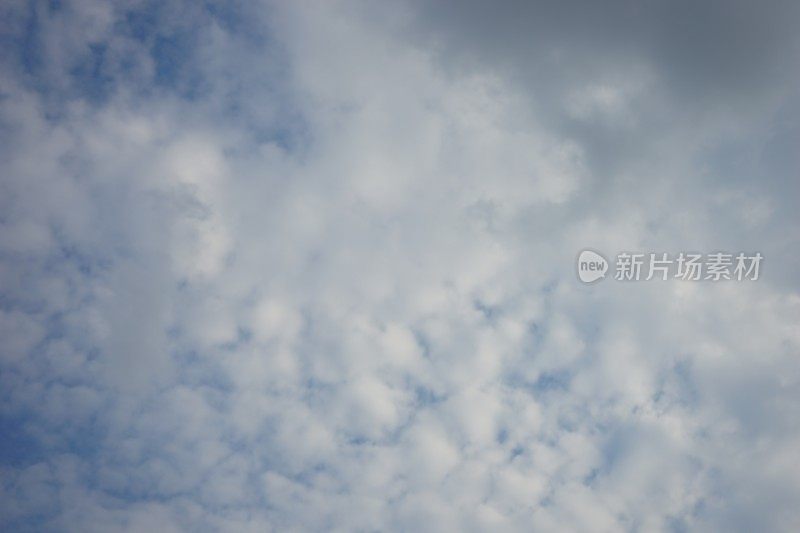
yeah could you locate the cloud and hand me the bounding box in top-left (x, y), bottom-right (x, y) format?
top-left (1, 0), bottom-right (799, 531)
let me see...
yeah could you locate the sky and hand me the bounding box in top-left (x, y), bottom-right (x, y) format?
top-left (1, 1), bottom-right (799, 531)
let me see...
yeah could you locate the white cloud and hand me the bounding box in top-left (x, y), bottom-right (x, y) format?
top-left (1, 0), bottom-right (799, 531)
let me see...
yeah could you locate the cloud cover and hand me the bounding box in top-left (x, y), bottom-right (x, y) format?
top-left (1, 0), bottom-right (799, 531)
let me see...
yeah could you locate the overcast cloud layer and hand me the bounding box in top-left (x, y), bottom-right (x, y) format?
top-left (1, 1), bottom-right (800, 531)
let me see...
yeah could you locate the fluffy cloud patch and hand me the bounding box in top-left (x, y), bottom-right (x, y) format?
top-left (1, 1), bottom-right (799, 531)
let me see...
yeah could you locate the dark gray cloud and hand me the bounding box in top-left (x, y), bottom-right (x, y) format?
top-left (408, 0), bottom-right (800, 104)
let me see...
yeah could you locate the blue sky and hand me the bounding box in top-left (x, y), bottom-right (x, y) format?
top-left (1, 1), bottom-right (800, 531)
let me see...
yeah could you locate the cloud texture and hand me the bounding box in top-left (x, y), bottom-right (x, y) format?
top-left (1, 1), bottom-right (799, 531)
